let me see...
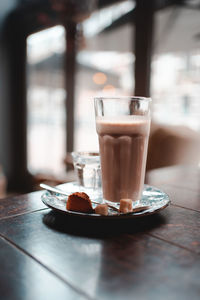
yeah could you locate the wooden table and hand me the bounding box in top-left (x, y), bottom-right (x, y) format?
top-left (0, 165), bottom-right (200, 300)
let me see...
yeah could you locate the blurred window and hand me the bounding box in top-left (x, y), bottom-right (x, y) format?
top-left (151, 6), bottom-right (200, 130)
top-left (27, 3), bottom-right (200, 175)
top-left (27, 26), bottom-right (66, 175)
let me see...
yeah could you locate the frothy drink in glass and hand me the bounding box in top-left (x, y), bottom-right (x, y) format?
top-left (94, 97), bottom-right (151, 203)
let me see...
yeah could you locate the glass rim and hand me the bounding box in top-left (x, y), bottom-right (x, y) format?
top-left (71, 151), bottom-right (99, 158)
top-left (94, 96), bottom-right (151, 102)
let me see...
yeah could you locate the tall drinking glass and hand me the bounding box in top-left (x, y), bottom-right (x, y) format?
top-left (94, 96), bottom-right (151, 203)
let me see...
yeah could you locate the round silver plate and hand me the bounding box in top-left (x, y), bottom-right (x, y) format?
top-left (41, 182), bottom-right (170, 219)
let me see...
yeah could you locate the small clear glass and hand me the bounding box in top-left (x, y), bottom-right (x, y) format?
top-left (71, 152), bottom-right (102, 194)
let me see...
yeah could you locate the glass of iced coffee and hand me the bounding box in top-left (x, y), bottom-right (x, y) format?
top-left (94, 96), bottom-right (151, 203)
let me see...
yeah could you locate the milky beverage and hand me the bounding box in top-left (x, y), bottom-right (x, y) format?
top-left (96, 116), bottom-right (150, 203)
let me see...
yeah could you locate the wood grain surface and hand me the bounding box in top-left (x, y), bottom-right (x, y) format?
top-left (0, 237), bottom-right (88, 300)
top-left (0, 190), bottom-right (47, 220)
top-left (0, 165), bottom-right (200, 300)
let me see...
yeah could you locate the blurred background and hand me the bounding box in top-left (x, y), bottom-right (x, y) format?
top-left (0, 0), bottom-right (200, 195)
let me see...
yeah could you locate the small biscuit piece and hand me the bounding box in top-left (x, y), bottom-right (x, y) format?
top-left (95, 204), bottom-right (108, 216)
top-left (66, 192), bottom-right (93, 213)
top-left (120, 199), bottom-right (133, 213)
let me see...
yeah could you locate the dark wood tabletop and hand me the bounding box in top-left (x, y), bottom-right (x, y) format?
top-left (0, 165), bottom-right (200, 300)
